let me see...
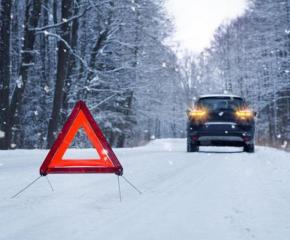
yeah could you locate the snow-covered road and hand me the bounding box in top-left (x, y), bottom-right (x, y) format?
top-left (1, 139), bottom-right (290, 240)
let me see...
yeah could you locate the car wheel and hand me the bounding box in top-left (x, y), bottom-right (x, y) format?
top-left (244, 143), bottom-right (255, 153)
top-left (187, 140), bottom-right (199, 152)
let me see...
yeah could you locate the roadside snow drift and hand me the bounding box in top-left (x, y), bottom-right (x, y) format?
top-left (1, 139), bottom-right (290, 240)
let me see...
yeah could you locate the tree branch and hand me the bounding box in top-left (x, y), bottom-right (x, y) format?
top-left (33, 5), bottom-right (92, 31)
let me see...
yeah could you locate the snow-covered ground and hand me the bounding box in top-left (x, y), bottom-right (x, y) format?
top-left (1, 139), bottom-right (290, 240)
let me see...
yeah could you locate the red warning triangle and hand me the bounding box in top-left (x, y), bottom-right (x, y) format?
top-left (40, 101), bottom-right (123, 176)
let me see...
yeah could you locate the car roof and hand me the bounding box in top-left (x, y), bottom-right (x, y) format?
top-left (198, 94), bottom-right (244, 100)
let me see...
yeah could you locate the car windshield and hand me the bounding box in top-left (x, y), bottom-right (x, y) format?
top-left (197, 97), bottom-right (246, 111)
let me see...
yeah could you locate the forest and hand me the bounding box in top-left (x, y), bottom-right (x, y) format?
top-left (0, 0), bottom-right (289, 151)
top-left (0, 0), bottom-right (186, 149)
top-left (198, 0), bottom-right (290, 150)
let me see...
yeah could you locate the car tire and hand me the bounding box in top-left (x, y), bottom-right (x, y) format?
top-left (244, 143), bottom-right (255, 153)
top-left (187, 140), bottom-right (199, 152)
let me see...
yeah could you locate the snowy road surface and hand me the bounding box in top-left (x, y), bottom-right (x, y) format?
top-left (1, 139), bottom-right (290, 240)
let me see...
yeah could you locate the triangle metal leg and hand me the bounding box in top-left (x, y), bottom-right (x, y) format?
top-left (117, 175), bottom-right (122, 202)
top-left (11, 176), bottom-right (42, 199)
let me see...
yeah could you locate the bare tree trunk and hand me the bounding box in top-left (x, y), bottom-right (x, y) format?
top-left (116, 91), bottom-right (134, 147)
top-left (6, 0), bottom-right (41, 149)
top-left (47, 0), bottom-right (73, 148)
top-left (53, 0), bottom-right (58, 24)
top-left (82, 29), bottom-right (109, 100)
top-left (0, 0), bottom-right (12, 149)
top-left (61, 0), bottom-right (80, 123)
top-left (116, 1), bottom-right (139, 147)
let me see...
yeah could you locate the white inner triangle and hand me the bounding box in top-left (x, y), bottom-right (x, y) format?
top-left (62, 126), bottom-right (101, 160)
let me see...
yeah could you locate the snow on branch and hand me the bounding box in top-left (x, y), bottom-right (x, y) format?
top-left (36, 31), bottom-right (95, 73)
top-left (33, 5), bottom-right (92, 32)
top-left (36, 31), bottom-right (129, 74)
top-left (32, 1), bottom-right (113, 32)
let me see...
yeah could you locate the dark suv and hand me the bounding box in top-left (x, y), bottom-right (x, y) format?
top-left (187, 94), bottom-right (256, 153)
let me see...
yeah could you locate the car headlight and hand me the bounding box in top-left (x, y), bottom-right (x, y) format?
top-left (236, 110), bottom-right (253, 117)
top-left (189, 109), bottom-right (206, 117)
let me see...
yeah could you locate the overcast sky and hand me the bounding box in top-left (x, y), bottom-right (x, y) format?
top-left (166, 0), bottom-right (247, 53)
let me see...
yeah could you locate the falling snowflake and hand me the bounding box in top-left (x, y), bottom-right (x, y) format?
top-left (0, 131), bottom-right (5, 138)
top-left (102, 149), bottom-right (108, 155)
top-left (219, 112), bottom-right (224, 116)
top-left (16, 76), bottom-right (23, 88)
top-left (44, 85), bottom-right (50, 93)
top-left (281, 141), bottom-right (288, 148)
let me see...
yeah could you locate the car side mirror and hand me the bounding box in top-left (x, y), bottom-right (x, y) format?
top-left (186, 110), bottom-right (190, 116)
top-left (253, 111), bottom-right (257, 117)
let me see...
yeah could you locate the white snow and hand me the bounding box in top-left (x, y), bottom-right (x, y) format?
top-left (1, 139), bottom-right (290, 240)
